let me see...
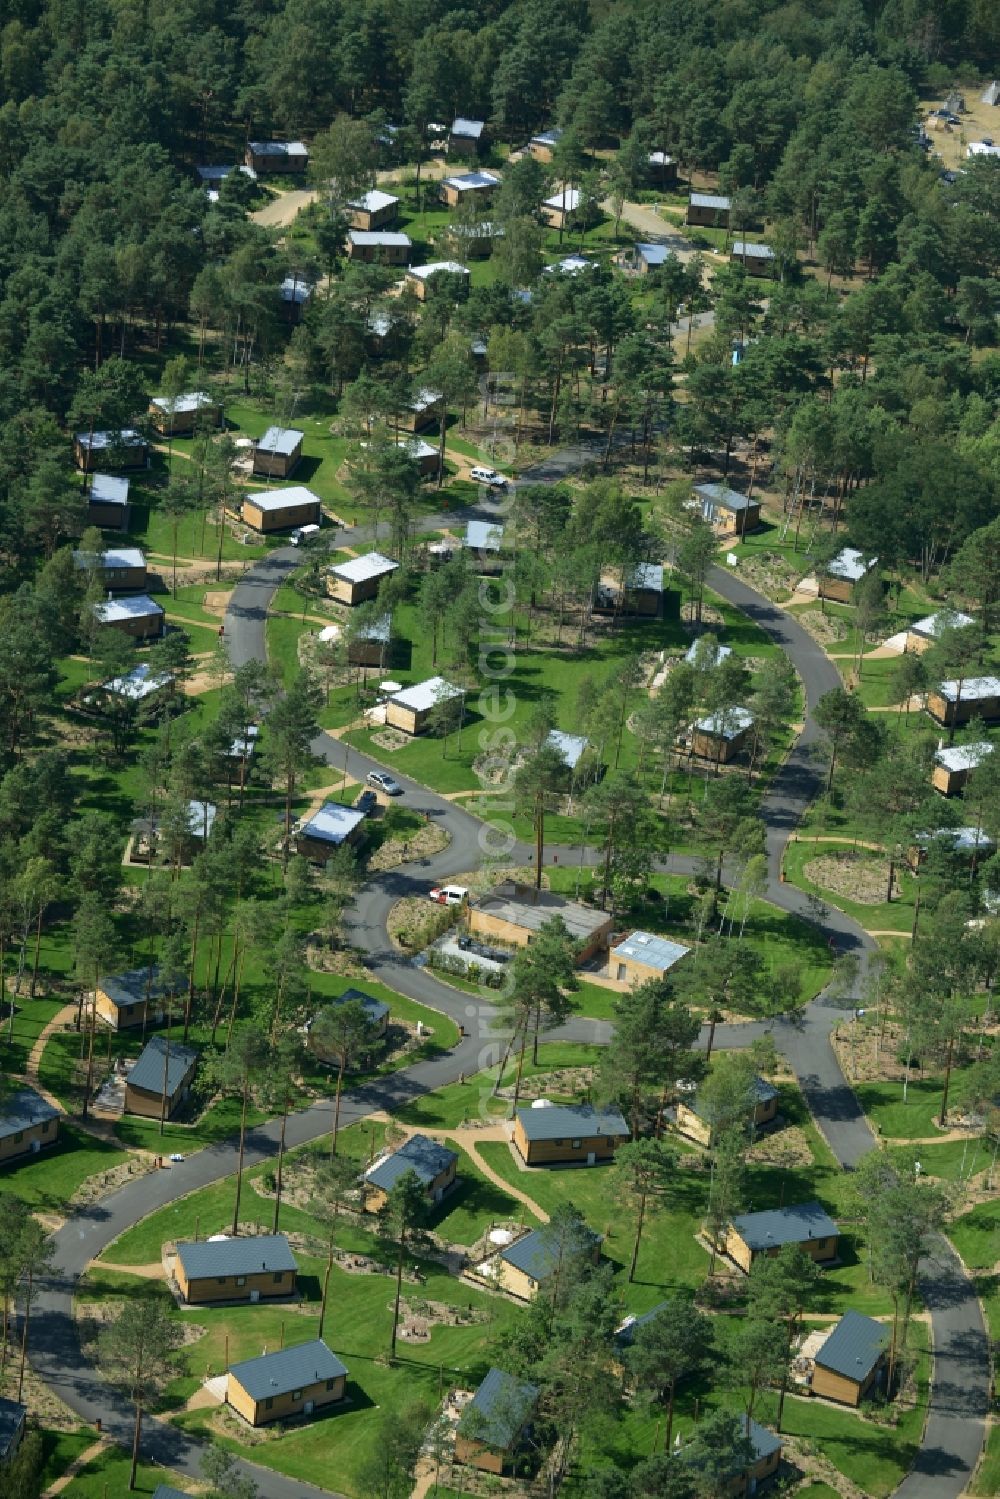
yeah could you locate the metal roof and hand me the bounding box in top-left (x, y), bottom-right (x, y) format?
top-left (299, 801), bottom-right (368, 845)
top-left (815, 1310), bottom-right (888, 1382)
top-left (248, 140), bottom-right (308, 158)
top-left (256, 426), bottom-right (303, 458)
top-left (330, 551), bottom-right (399, 585)
top-left (648, 151), bottom-right (673, 165)
top-left (176, 1233), bottom-right (297, 1281)
top-left (827, 546), bottom-right (876, 582)
top-left (355, 613), bottom-right (392, 644)
top-left (516, 1103), bottom-right (628, 1142)
top-left (460, 1368), bottom-right (538, 1450)
top-left (397, 437), bottom-right (437, 462)
top-left (968, 140), bottom-right (1000, 156)
top-left (694, 481), bottom-right (754, 513)
top-left (409, 388), bottom-right (444, 413)
top-left (349, 189), bottom-right (399, 213)
top-left (102, 664), bottom-right (170, 701)
top-left (186, 800), bottom-right (217, 838)
top-left (196, 164), bottom-right (255, 183)
top-left (682, 1416), bottom-right (781, 1473)
top-left (391, 676), bottom-right (463, 713)
top-left (689, 1074), bottom-right (778, 1120)
top-left (348, 230), bottom-right (412, 247)
top-left (936, 675), bottom-right (1000, 703)
top-left (228, 1339), bottom-right (347, 1401)
top-left (547, 729), bottom-right (587, 769)
top-left (0, 1087), bottom-right (60, 1142)
top-left (228, 725), bottom-right (260, 758)
top-left (280, 275), bottom-right (314, 303)
top-left (150, 391), bottom-right (215, 416)
top-left (611, 930), bottom-right (690, 972)
top-left (99, 966), bottom-right (176, 1011)
top-left (500, 1223), bottom-right (600, 1281)
top-left (330, 987), bottom-right (390, 1026)
top-left (245, 485), bottom-right (320, 514)
top-left (74, 547), bottom-right (145, 572)
top-left (614, 1300), bottom-right (670, 1348)
top-left (920, 825), bottom-right (995, 852)
top-left (408, 262), bottom-right (470, 278)
top-left (636, 242), bottom-right (671, 265)
top-left (465, 520), bottom-right (504, 551)
top-left (730, 1201), bottom-right (838, 1251)
top-left (543, 255), bottom-right (594, 275)
top-left (90, 474), bottom-right (130, 505)
top-left (689, 192), bottom-right (731, 210)
top-left (472, 885), bottom-right (609, 941)
top-left (532, 128), bottom-right (563, 147)
top-left (935, 742), bottom-right (993, 774)
top-left (451, 117), bottom-right (485, 138)
top-left (365, 1133), bottom-right (458, 1192)
top-left (630, 562), bottom-right (663, 591)
top-left (695, 707), bottom-right (754, 739)
top-left (94, 594), bottom-right (164, 624)
top-left (75, 429), bottom-right (147, 452)
top-left (127, 1035), bottom-right (198, 1098)
top-left (731, 240), bottom-right (775, 258)
top-left (911, 609), bottom-right (974, 638)
top-left (544, 187), bottom-right (581, 212)
top-left (0, 1399), bottom-right (26, 1459)
top-left (685, 639), bottom-right (732, 667)
top-left (443, 171), bottom-right (499, 192)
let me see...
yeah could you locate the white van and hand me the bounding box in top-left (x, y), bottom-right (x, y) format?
top-left (429, 884), bottom-right (470, 906)
top-left (290, 524), bottom-right (320, 546)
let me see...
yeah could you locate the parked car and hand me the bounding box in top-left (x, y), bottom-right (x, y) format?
top-left (429, 884), bottom-right (469, 906)
top-left (470, 466), bottom-right (507, 488)
top-left (367, 770), bottom-right (403, 795)
top-left (290, 524), bottom-right (321, 545)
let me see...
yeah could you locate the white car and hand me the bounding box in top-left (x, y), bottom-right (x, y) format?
top-left (470, 466), bottom-right (507, 488)
top-left (429, 884), bottom-right (469, 906)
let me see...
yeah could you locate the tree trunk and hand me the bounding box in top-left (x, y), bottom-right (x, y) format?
top-left (231, 1074), bottom-right (249, 1234)
top-left (390, 1238), bottom-right (404, 1360)
top-left (16, 1268), bottom-right (31, 1402)
top-left (130, 1402), bottom-right (143, 1491)
top-left (629, 1190), bottom-right (647, 1282)
top-left (272, 1093), bottom-right (289, 1233)
top-left (938, 1033), bottom-right (955, 1128)
top-left (331, 1055), bottom-right (345, 1157)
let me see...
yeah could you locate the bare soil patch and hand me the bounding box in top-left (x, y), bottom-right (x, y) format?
top-left (748, 1125), bottom-right (813, 1170)
top-left (366, 818), bottom-right (450, 873)
top-left (681, 602), bottom-right (726, 633)
top-left (736, 550), bottom-right (805, 602)
top-left (371, 727), bottom-right (411, 753)
top-left (804, 851), bottom-right (897, 905)
top-left (793, 607), bottom-right (851, 648)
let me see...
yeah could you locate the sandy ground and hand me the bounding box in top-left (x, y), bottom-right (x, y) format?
top-left (923, 84), bottom-right (1000, 170)
top-left (252, 160), bottom-right (454, 229)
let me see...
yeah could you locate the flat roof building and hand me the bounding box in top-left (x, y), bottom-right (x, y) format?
top-left (92, 594), bottom-right (164, 640)
top-left (932, 741), bottom-right (994, 796)
top-left (610, 930), bottom-right (691, 986)
top-left (693, 481), bottom-right (761, 538)
top-left (687, 191), bottom-right (731, 226)
top-left (926, 675), bottom-right (1000, 729)
top-left (469, 882), bottom-right (613, 963)
top-left (242, 485), bottom-right (321, 534)
top-left (818, 547), bottom-right (877, 602)
top-left (385, 675), bottom-right (464, 735)
top-left (245, 140), bottom-right (309, 174)
top-left (148, 391), bottom-right (219, 435)
top-left (74, 429), bottom-right (149, 472)
top-left (731, 240), bottom-right (776, 276)
top-left (547, 729), bottom-right (588, 770)
top-left (252, 425), bottom-right (304, 480)
top-left (347, 230), bottom-right (412, 265)
top-left (88, 473), bottom-right (130, 528)
top-left (327, 550), bottom-right (399, 606)
top-left (348, 189), bottom-right (401, 231)
top-left (692, 707), bottom-right (755, 764)
top-left (449, 117), bottom-right (485, 156)
top-left (905, 608), bottom-right (975, 653)
top-left (295, 801), bottom-right (369, 862)
top-left (405, 262), bottom-right (471, 300)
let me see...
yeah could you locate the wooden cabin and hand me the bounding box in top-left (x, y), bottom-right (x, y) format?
top-left (811, 1311), bottom-right (888, 1407)
top-left (686, 191), bottom-right (731, 227)
top-left (396, 437), bottom-right (438, 477)
top-left (226, 1339), bottom-right (346, 1427)
top-left (397, 388), bottom-right (443, 433)
top-left (0, 1399), bottom-right (27, 1465)
top-left (904, 608), bottom-right (975, 654)
top-left (327, 551), bottom-right (399, 606)
top-left (730, 240), bottom-right (776, 277)
top-left (175, 1233), bottom-right (298, 1305)
top-left (932, 741), bottom-right (994, 796)
top-left (439, 172), bottom-right (499, 209)
top-left (87, 473), bottom-right (130, 529)
top-left (245, 140), bottom-right (309, 174)
top-left (693, 482), bottom-right (761, 538)
top-left (294, 801), bottom-right (369, 863)
top-left (404, 263), bottom-right (470, 302)
top-left (541, 186), bottom-right (581, 230)
top-left (691, 707), bottom-right (754, 763)
top-left (241, 485), bottom-right (321, 534)
top-left (0, 1087), bottom-right (60, 1165)
top-left (925, 675), bottom-right (1000, 729)
top-left (94, 966), bottom-right (175, 1031)
top-left (347, 613), bottom-right (392, 668)
top-left (362, 1133), bottom-right (458, 1211)
top-left (593, 562), bottom-right (664, 617)
top-left (818, 547), bottom-right (877, 604)
top-left (609, 930), bottom-right (691, 985)
top-left (385, 675), bottom-right (463, 735)
top-left (74, 430), bottom-right (149, 473)
top-left (724, 1203), bottom-right (839, 1274)
top-left (449, 117), bottom-right (485, 158)
top-left (455, 1369), bottom-right (539, 1476)
top-left (148, 392), bottom-right (220, 435)
top-left (252, 426), bottom-right (303, 480)
top-left (680, 1417), bottom-right (782, 1497)
top-left (124, 1035), bottom-right (198, 1120)
top-left (676, 1075), bottom-right (778, 1146)
top-left (348, 189), bottom-right (400, 231)
top-left (527, 128), bottom-right (562, 162)
top-left (468, 882), bottom-right (612, 964)
top-left (647, 150), bottom-right (678, 185)
top-left (494, 1224), bottom-right (601, 1302)
top-left (463, 519), bottom-right (505, 573)
top-left (346, 230), bottom-right (412, 265)
top-left (513, 1104), bottom-right (628, 1167)
top-left (92, 594), bottom-right (164, 640)
top-left (74, 546), bottom-right (147, 593)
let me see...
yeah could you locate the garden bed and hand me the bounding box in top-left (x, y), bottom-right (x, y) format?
top-left (803, 852), bottom-right (897, 905)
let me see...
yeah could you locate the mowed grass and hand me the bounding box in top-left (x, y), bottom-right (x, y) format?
top-left (0, 1123), bottom-right (128, 1213)
top-left (782, 839), bottom-right (917, 933)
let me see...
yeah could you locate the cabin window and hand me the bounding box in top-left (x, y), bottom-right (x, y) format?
top-left (571, 1139), bottom-right (581, 1149)
top-left (273, 1272), bottom-right (283, 1283)
top-left (326, 1378), bottom-right (337, 1390)
top-left (41, 1120), bottom-right (50, 1132)
top-left (236, 1276), bottom-right (246, 1287)
top-left (292, 1389), bottom-right (302, 1401)
top-left (814, 1238), bottom-right (828, 1249)
top-left (265, 1397), bottom-right (273, 1410)
top-left (217, 1277), bottom-right (227, 1284)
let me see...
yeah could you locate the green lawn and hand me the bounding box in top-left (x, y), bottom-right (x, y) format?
top-left (782, 838), bottom-right (917, 933)
top-left (854, 1077), bottom-right (979, 1140)
top-left (0, 995), bottom-right (67, 1076)
top-left (394, 1042), bottom-right (604, 1130)
top-left (48, 1445), bottom-right (191, 1498)
top-left (0, 1123), bottom-right (127, 1213)
top-left (971, 1424), bottom-right (1000, 1496)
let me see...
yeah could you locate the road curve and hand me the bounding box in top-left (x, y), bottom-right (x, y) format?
top-left (29, 487), bottom-right (988, 1495)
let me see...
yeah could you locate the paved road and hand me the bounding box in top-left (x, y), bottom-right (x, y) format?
top-left (30, 474), bottom-right (988, 1494)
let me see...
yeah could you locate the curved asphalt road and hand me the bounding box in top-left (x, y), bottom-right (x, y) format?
top-left (29, 491), bottom-right (987, 1495)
